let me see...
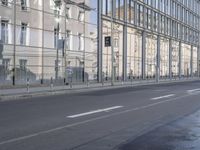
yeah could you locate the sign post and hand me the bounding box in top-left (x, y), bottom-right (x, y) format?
top-left (104, 36), bottom-right (114, 85)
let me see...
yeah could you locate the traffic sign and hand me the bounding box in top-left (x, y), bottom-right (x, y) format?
top-left (105, 36), bottom-right (111, 47)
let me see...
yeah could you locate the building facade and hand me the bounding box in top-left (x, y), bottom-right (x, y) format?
top-left (0, 0), bottom-right (199, 86)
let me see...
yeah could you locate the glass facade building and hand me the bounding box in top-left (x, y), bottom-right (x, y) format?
top-left (0, 0), bottom-right (199, 87)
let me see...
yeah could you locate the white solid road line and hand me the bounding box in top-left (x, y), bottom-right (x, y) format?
top-left (67, 106), bottom-right (124, 118)
top-left (0, 94), bottom-right (197, 146)
top-left (151, 94), bottom-right (175, 100)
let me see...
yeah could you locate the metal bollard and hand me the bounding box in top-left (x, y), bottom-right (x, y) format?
top-left (102, 73), bottom-right (105, 86)
top-left (27, 78), bottom-right (30, 93)
top-left (70, 77), bottom-right (72, 88)
top-left (50, 77), bottom-right (53, 90)
top-left (64, 78), bottom-right (66, 85)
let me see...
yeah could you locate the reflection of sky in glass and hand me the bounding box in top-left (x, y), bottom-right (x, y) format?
top-left (74, 0), bottom-right (96, 37)
top-left (115, 0), bottom-right (124, 7)
top-left (59, 0), bottom-right (98, 36)
top-left (85, 0), bottom-right (97, 25)
top-left (85, 0), bottom-right (97, 9)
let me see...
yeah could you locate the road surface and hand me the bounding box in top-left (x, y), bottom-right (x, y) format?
top-left (0, 81), bottom-right (200, 150)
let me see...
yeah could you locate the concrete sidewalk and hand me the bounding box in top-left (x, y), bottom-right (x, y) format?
top-left (0, 78), bottom-right (199, 101)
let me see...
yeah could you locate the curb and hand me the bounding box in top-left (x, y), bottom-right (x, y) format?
top-left (0, 79), bottom-right (199, 102)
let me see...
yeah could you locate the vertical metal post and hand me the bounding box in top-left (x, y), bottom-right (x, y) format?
top-left (134, 1), bottom-right (137, 26)
top-left (156, 35), bottom-right (160, 83)
top-left (50, 77), bottom-right (53, 90)
top-left (55, 16), bottom-right (60, 80)
top-left (70, 77), bottom-right (72, 88)
top-left (102, 72), bottom-right (104, 86)
top-left (97, 0), bottom-right (103, 83)
top-left (13, 0), bottom-right (16, 86)
top-left (56, 47), bottom-right (59, 79)
top-left (142, 31), bottom-right (146, 80)
top-left (41, 0), bottom-right (44, 84)
top-left (198, 46), bottom-right (200, 78)
top-left (123, 0), bottom-right (127, 82)
top-left (111, 0), bottom-right (115, 86)
top-left (26, 78), bottom-right (30, 93)
top-left (179, 41), bottom-right (182, 79)
top-left (191, 45), bottom-right (193, 78)
top-left (111, 19), bottom-right (114, 86)
top-left (61, 37), bottom-right (65, 83)
top-left (83, 6), bottom-right (86, 84)
top-left (169, 39), bottom-right (172, 80)
top-left (64, 2), bottom-right (67, 84)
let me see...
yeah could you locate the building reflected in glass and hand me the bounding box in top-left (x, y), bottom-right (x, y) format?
top-left (0, 0), bottom-right (199, 86)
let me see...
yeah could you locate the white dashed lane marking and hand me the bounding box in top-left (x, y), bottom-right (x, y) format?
top-left (67, 106), bottom-right (124, 118)
top-left (151, 94), bottom-right (175, 100)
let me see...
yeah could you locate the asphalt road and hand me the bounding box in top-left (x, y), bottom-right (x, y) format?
top-left (1, 81), bottom-right (200, 150)
top-left (119, 109), bottom-right (200, 150)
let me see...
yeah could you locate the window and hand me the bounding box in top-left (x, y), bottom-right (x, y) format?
top-left (20, 23), bottom-right (28, 45)
top-left (78, 11), bottom-right (84, 21)
top-left (113, 38), bottom-right (119, 47)
top-left (50, 0), bottom-right (62, 10)
top-left (21, 0), bottom-right (27, 10)
top-left (128, 0), bottom-right (134, 23)
top-left (54, 9), bottom-right (60, 18)
top-left (53, 0), bottom-right (62, 8)
top-left (66, 30), bottom-right (71, 50)
top-left (137, 4), bottom-right (144, 27)
top-left (55, 60), bottom-right (61, 71)
top-left (1, 0), bottom-right (8, 6)
top-left (54, 27), bottom-right (59, 48)
top-left (19, 59), bottom-right (27, 70)
top-left (50, 0), bottom-right (54, 9)
top-left (102, 0), bottom-right (112, 16)
top-left (78, 33), bottom-right (84, 51)
top-left (2, 59), bottom-right (10, 70)
top-left (1, 20), bottom-right (9, 44)
top-left (116, 0), bottom-right (124, 20)
top-left (66, 7), bottom-right (71, 20)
